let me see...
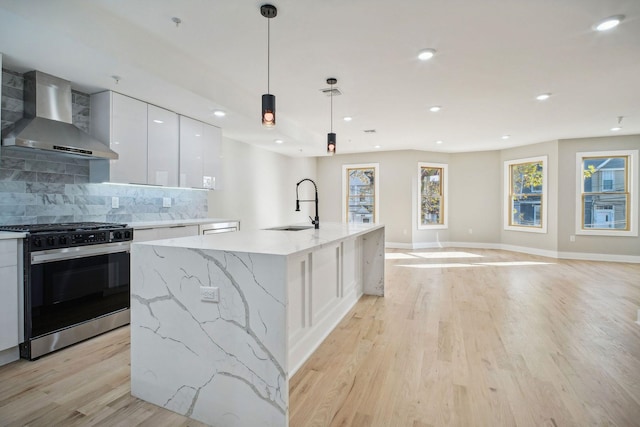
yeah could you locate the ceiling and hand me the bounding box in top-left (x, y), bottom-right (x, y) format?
top-left (1, 0), bottom-right (639, 157)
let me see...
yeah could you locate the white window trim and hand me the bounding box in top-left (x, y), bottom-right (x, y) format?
top-left (341, 163), bottom-right (380, 224)
top-left (417, 162), bottom-right (448, 230)
top-left (575, 149), bottom-right (638, 237)
top-left (503, 155), bottom-right (548, 233)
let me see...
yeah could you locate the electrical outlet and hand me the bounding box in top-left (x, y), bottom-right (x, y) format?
top-left (163, 197), bottom-right (172, 208)
top-left (569, 235), bottom-right (576, 242)
top-left (200, 286), bottom-right (219, 303)
top-left (111, 196), bottom-right (119, 209)
top-left (468, 228), bottom-right (473, 234)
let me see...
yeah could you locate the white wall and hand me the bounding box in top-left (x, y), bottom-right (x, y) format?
top-left (208, 137), bottom-right (317, 231)
top-left (448, 150), bottom-right (502, 245)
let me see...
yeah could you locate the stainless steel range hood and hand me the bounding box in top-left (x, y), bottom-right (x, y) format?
top-left (1, 71), bottom-right (118, 160)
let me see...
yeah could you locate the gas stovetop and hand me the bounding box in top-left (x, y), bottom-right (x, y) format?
top-left (0, 222), bottom-right (128, 233)
top-left (0, 222), bottom-right (133, 251)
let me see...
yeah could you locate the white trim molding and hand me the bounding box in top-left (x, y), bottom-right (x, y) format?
top-left (503, 155), bottom-right (548, 234)
top-left (575, 149), bottom-right (638, 237)
top-left (417, 162), bottom-right (449, 230)
top-left (342, 163), bottom-right (380, 224)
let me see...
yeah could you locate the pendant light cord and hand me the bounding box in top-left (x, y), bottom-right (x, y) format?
top-left (330, 81), bottom-right (333, 132)
top-left (267, 18), bottom-right (270, 93)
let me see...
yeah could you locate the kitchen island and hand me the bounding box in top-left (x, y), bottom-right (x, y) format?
top-left (130, 222), bottom-right (384, 427)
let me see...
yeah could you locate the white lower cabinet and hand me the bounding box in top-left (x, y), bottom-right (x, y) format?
top-left (0, 239), bottom-right (20, 365)
top-left (287, 236), bottom-right (363, 374)
top-left (133, 225), bottom-right (199, 243)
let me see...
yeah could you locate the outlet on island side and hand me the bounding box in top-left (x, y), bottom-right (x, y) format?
top-left (200, 286), bottom-right (219, 303)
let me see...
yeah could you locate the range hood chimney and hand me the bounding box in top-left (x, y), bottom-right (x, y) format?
top-left (1, 71), bottom-right (118, 160)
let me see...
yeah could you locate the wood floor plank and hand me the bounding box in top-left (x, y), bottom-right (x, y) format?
top-left (0, 248), bottom-right (638, 426)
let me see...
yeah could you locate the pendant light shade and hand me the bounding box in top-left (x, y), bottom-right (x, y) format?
top-left (262, 94), bottom-right (275, 127)
top-left (327, 77), bottom-right (337, 154)
top-left (261, 4), bottom-right (277, 128)
top-left (327, 132), bottom-right (336, 154)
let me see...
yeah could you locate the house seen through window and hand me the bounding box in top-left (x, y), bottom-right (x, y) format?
top-left (576, 150), bottom-right (638, 237)
top-left (342, 164), bottom-right (379, 224)
top-left (504, 156), bottom-right (547, 233)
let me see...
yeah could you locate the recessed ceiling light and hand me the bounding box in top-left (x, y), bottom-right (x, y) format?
top-left (536, 93), bottom-right (551, 101)
top-left (274, 139), bottom-right (284, 144)
top-left (502, 135), bottom-right (510, 140)
top-left (435, 140), bottom-right (443, 144)
top-left (594, 15), bottom-right (625, 31)
top-left (418, 48), bottom-right (436, 61)
top-left (343, 116), bottom-right (353, 122)
top-left (374, 145), bottom-right (381, 149)
top-left (610, 126), bottom-right (622, 132)
top-left (429, 106), bottom-right (442, 112)
top-left (195, 134), bottom-right (201, 137)
top-left (153, 119), bottom-right (164, 124)
top-left (213, 110), bottom-right (226, 117)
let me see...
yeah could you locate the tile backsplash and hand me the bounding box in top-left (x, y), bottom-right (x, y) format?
top-left (1, 68), bottom-right (208, 225)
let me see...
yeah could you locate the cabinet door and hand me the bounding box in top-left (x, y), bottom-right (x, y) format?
top-left (202, 123), bottom-right (222, 189)
top-left (0, 240), bottom-right (19, 352)
top-left (179, 116), bottom-right (204, 188)
top-left (110, 93), bottom-right (148, 184)
top-left (148, 105), bottom-right (179, 187)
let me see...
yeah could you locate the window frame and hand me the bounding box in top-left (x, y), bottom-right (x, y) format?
top-left (575, 150), bottom-right (638, 237)
top-left (503, 155), bottom-right (548, 233)
top-left (341, 163), bottom-right (380, 224)
top-left (417, 162), bottom-right (448, 230)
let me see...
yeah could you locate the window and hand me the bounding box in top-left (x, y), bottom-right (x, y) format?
top-left (418, 162), bottom-right (448, 229)
top-left (576, 150), bottom-right (638, 236)
top-left (342, 163), bottom-right (379, 224)
top-left (504, 156), bottom-right (547, 233)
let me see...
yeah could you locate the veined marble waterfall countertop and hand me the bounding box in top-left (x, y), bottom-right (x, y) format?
top-left (132, 222), bottom-right (384, 256)
top-left (130, 222), bottom-right (385, 426)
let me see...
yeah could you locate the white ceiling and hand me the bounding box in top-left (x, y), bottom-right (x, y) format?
top-left (1, 0), bottom-right (639, 157)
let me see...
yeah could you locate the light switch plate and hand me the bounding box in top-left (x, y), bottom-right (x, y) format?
top-left (163, 197), bottom-right (171, 208)
top-left (111, 196), bottom-right (119, 209)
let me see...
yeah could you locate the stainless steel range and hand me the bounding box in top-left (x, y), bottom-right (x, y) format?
top-left (0, 222), bottom-right (133, 360)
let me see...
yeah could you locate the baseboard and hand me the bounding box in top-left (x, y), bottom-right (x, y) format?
top-left (556, 251), bottom-right (640, 264)
top-left (384, 241), bottom-right (640, 264)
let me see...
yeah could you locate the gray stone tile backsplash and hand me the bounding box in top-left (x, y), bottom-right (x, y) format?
top-left (1, 68), bottom-right (208, 225)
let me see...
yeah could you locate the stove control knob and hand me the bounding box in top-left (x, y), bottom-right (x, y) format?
top-left (47, 236), bottom-right (56, 246)
top-left (33, 238), bottom-right (42, 248)
top-left (114, 231), bottom-right (123, 240)
top-left (59, 235), bottom-right (68, 245)
top-left (124, 230), bottom-right (132, 239)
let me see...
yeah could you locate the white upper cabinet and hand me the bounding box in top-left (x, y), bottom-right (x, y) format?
top-left (179, 115), bottom-right (204, 188)
top-left (179, 116), bottom-right (221, 189)
top-left (91, 91), bottom-right (148, 184)
top-left (147, 105), bottom-right (179, 186)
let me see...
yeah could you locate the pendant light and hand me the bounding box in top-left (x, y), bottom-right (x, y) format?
top-left (261, 4), bottom-right (277, 127)
top-left (327, 77), bottom-right (337, 154)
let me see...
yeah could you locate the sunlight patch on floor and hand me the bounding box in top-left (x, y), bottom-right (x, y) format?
top-left (475, 261), bottom-right (555, 267)
top-left (410, 251), bottom-right (484, 259)
top-left (386, 251), bottom-right (484, 260)
top-left (396, 263), bottom-right (484, 269)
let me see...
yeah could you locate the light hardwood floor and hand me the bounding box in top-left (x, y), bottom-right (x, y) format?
top-left (1, 248), bottom-right (639, 426)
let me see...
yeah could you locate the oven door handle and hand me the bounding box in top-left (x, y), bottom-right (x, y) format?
top-left (31, 242), bottom-right (131, 264)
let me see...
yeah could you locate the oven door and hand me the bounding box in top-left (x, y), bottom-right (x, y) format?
top-left (27, 242), bottom-right (130, 339)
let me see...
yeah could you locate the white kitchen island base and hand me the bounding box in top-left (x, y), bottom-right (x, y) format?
top-left (130, 223), bottom-right (384, 427)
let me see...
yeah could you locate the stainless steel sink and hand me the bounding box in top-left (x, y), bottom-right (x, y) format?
top-left (266, 225), bottom-right (314, 231)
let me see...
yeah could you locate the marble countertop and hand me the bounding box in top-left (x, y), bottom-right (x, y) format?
top-left (133, 222), bottom-right (384, 256)
top-left (0, 231), bottom-right (27, 240)
top-left (128, 218), bottom-right (239, 229)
